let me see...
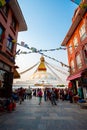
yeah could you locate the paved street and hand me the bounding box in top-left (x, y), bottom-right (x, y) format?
top-left (0, 97), bottom-right (87, 130)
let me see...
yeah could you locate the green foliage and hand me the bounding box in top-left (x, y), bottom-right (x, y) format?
top-left (57, 85), bottom-right (65, 87)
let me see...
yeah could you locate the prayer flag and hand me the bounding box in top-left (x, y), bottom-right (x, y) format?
top-left (0, 0), bottom-right (10, 7)
top-left (21, 41), bottom-right (25, 46)
top-left (80, 3), bottom-right (87, 8)
top-left (31, 47), bottom-right (37, 52)
top-left (24, 44), bottom-right (28, 48)
top-left (6, 0), bottom-right (10, 2)
top-left (71, 0), bottom-right (81, 5)
top-left (12, 40), bottom-right (16, 43)
top-left (0, 0), bottom-right (6, 6)
top-left (8, 37), bottom-right (12, 42)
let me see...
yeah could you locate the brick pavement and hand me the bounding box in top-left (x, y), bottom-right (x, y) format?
top-left (0, 97), bottom-right (87, 130)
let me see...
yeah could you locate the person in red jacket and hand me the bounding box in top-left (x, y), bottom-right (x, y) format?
top-left (37, 89), bottom-right (43, 105)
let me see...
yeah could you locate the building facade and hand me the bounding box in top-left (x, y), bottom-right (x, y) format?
top-left (0, 0), bottom-right (27, 97)
top-left (61, 0), bottom-right (87, 99)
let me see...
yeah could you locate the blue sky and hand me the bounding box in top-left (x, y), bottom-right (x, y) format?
top-left (15, 0), bottom-right (77, 82)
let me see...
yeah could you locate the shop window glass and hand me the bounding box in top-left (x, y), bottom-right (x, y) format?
top-left (7, 36), bottom-right (13, 52)
top-left (83, 44), bottom-right (87, 64)
top-left (0, 70), bottom-right (6, 87)
top-left (11, 16), bottom-right (16, 30)
top-left (0, 24), bottom-right (5, 42)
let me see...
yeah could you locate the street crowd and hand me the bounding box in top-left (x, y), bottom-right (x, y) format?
top-left (12, 87), bottom-right (74, 105)
top-left (0, 87), bottom-right (75, 113)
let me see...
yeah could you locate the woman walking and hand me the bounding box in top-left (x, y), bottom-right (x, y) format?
top-left (37, 89), bottom-right (43, 105)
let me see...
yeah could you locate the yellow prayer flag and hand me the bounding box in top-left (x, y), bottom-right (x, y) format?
top-left (0, 0), bottom-right (6, 6)
top-left (80, 4), bottom-right (87, 8)
top-left (12, 40), bottom-right (17, 43)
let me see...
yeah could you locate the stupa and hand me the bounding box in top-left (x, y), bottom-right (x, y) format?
top-left (29, 56), bottom-right (57, 86)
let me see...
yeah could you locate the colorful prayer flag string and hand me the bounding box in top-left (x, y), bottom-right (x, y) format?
top-left (7, 38), bottom-right (70, 68)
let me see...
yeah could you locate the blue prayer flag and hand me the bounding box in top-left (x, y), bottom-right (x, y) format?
top-left (71, 0), bottom-right (81, 5)
top-left (6, 0), bottom-right (10, 2)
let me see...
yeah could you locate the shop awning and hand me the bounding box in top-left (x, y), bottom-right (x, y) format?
top-left (67, 72), bottom-right (82, 81)
top-left (14, 69), bottom-right (20, 79)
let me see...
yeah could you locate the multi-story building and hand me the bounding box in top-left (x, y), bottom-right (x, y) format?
top-left (0, 0), bottom-right (27, 97)
top-left (61, 0), bottom-right (87, 99)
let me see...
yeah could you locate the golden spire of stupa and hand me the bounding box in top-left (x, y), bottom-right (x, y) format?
top-left (37, 56), bottom-right (47, 71)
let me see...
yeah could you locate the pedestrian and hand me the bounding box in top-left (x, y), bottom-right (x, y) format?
top-left (50, 88), bottom-right (57, 105)
top-left (69, 89), bottom-right (73, 103)
top-left (47, 88), bottom-right (51, 101)
top-left (33, 89), bottom-right (36, 96)
top-left (26, 86), bottom-right (32, 99)
top-left (37, 89), bottom-right (43, 105)
top-left (18, 87), bottom-right (24, 104)
top-left (44, 88), bottom-right (47, 101)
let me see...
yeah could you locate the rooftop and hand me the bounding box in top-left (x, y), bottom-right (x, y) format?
top-left (9, 0), bottom-right (27, 31)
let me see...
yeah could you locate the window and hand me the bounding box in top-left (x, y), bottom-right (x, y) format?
top-left (68, 43), bottom-right (72, 54)
top-left (79, 24), bottom-right (86, 41)
top-left (83, 44), bottom-right (87, 64)
top-left (0, 61), bottom-right (11, 71)
top-left (0, 70), bottom-right (6, 82)
top-left (0, 24), bottom-right (5, 42)
top-left (7, 36), bottom-right (13, 52)
top-left (73, 37), bottom-right (78, 49)
top-left (11, 16), bottom-right (16, 30)
top-left (70, 60), bottom-right (75, 72)
top-left (76, 54), bottom-right (82, 69)
top-left (2, 5), bottom-right (9, 17)
top-left (0, 70), bottom-right (6, 87)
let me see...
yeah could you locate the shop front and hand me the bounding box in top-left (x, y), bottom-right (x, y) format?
top-left (67, 70), bottom-right (87, 99)
top-left (67, 72), bottom-right (82, 95)
top-left (0, 61), bottom-right (13, 98)
top-left (81, 69), bottom-right (87, 99)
